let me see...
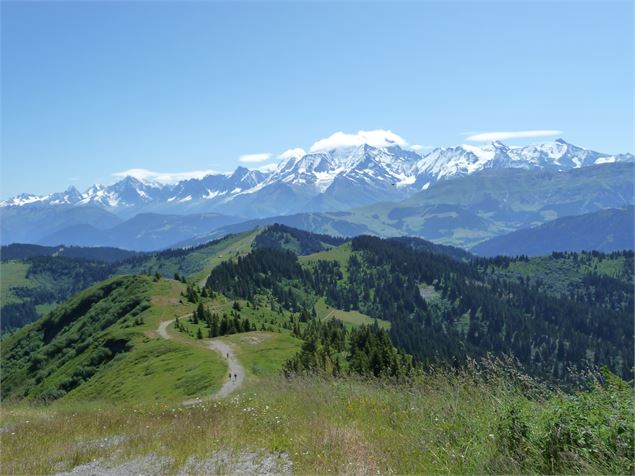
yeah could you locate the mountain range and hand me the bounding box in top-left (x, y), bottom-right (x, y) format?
top-left (3, 138), bottom-right (633, 219)
top-left (2, 137), bottom-right (633, 252)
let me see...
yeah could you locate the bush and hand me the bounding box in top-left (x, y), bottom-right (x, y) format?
top-left (541, 370), bottom-right (634, 474)
top-left (493, 368), bottom-right (634, 475)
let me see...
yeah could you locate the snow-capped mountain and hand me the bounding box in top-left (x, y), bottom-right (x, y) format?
top-left (2, 137), bottom-right (633, 219)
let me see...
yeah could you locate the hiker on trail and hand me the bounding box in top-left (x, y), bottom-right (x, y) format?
top-left (226, 352), bottom-right (229, 359)
top-left (233, 373), bottom-right (237, 381)
top-left (228, 372), bottom-right (232, 381)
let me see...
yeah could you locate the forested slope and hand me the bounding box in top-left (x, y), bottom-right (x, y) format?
top-left (206, 236), bottom-right (634, 380)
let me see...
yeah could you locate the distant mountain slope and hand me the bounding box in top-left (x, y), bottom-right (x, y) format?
top-left (0, 206), bottom-right (122, 245)
top-left (38, 212), bottom-right (244, 251)
top-left (173, 213), bottom-right (372, 249)
top-left (387, 236), bottom-right (473, 261)
top-left (177, 163), bottom-right (635, 250)
top-left (472, 207), bottom-right (635, 257)
top-left (115, 228), bottom-right (260, 283)
top-left (1, 243), bottom-right (140, 263)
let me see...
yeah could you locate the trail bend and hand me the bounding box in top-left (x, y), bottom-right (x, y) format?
top-left (157, 319), bottom-right (244, 404)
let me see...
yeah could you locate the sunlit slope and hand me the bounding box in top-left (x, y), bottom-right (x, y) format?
top-left (0, 277), bottom-right (226, 403)
top-left (115, 228), bottom-right (261, 283)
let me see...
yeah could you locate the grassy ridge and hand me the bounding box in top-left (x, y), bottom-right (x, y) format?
top-left (114, 229), bottom-right (260, 285)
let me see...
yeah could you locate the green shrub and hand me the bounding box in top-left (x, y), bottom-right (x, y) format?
top-left (542, 369), bottom-right (634, 474)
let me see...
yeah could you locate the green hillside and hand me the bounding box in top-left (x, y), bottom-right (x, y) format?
top-left (479, 250), bottom-right (634, 312)
top-left (0, 225), bottom-right (352, 334)
top-left (0, 229), bottom-right (261, 332)
top-left (0, 257), bottom-right (113, 333)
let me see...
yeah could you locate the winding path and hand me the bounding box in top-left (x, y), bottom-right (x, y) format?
top-left (157, 318), bottom-right (245, 403)
top-left (207, 340), bottom-right (244, 398)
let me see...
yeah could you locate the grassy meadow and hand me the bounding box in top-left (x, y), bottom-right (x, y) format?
top-left (2, 363), bottom-right (632, 475)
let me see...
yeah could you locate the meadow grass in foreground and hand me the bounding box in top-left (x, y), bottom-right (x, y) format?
top-left (1, 363), bottom-right (632, 475)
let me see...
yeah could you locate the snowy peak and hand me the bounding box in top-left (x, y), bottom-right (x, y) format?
top-left (2, 137), bottom-right (632, 219)
top-left (414, 140), bottom-right (625, 182)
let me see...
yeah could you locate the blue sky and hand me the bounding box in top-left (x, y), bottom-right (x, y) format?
top-left (1, 1), bottom-right (633, 198)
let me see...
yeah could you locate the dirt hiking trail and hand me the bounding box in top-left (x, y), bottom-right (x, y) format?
top-left (157, 319), bottom-right (244, 404)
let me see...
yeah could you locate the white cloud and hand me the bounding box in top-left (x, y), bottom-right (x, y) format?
top-left (410, 144), bottom-right (434, 151)
top-left (113, 168), bottom-right (222, 184)
top-left (309, 129), bottom-right (408, 152)
top-left (256, 162), bottom-right (279, 172)
top-left (238, 152), bottom-right (273, 163)
top-left (278, 148), bottom-right (306, 160)
top-left (465, 130), bottom-right (562, 142)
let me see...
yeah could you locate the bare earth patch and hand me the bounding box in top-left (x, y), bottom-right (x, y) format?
top-left (55, 450), bottom-right (292, 476)
top-left (238, 333), bottom-right (270, 345)
top-left (76, 434), bottom-right (128, 451)
top-left (177, 449), bottom-right (293, 475)
top-left (56, 454), bottom-right (173, 476)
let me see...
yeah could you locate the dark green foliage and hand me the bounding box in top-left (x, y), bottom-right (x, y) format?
top-left (206, 248), bottom-right (309, 307)
top-left (283, 319), bottom-right (415, 379)
top-left (180, 303), bottom-right (256, 338)
top-left (347, 236), bottom-right (633, 380)
top-left (495, 369), bottom-right (634, 474)
top-left (0, 243), bottom-right (140, 263)
top-left (478, 250), bottom-right (634, 313)
top-left (184, 283), bottom-right (199, 303)
top-left (253, 224), bottom-right (346, 255)
top-left (388, 236), bottom-right (473, 261)
top-left (1, 276), bottom-right (149, 401)
top-left (207, 233), bottom-right (633, 381)
top-left (1, 302), bottom-right (39, 333)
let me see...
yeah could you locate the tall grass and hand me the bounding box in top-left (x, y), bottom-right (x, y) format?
top-left (1, 359), bottom-right (631, 475)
